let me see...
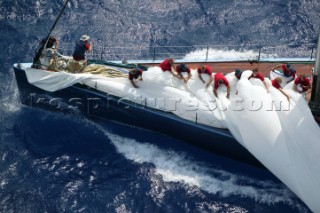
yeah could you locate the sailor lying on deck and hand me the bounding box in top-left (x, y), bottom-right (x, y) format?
top-left (176, 64), bottom-right (192, 83)
top-left (272, 77), bottom-right (290, 101)
top-left (159, 58), bottom-right (180, 79)
top-left (248, 68), bottom-right (269, 92)
top-left (272, 63), bottom-right (296, 83)
top-left (234, 68), bottom-right (242, 80)
top-left (293, 73), bottom-right (311, 94)
top-left (212, 73), bottom-right (230, 99)
top-left (198, 64), bottom-right (214, 88)
top-left (129, 67), bottom-right (143, 88)
top-left (234, 68), bottom-right (243, 95)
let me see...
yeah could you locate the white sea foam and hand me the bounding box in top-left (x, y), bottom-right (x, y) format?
top-left (107, 132), bottom-right (297, 206)
top-left (0, 83), bottom-right (21, 113)
top-left (183, 48), bottom-right (278, 61)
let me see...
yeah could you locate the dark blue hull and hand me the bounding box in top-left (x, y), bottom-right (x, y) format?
top-left (13, 65), bottom-right (263, 167)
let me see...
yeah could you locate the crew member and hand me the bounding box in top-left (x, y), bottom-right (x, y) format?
top-left (248, 68), bottom-right (269, 92)
top-left (272, 77), bottom-right (290, 101)
top-left (129, 67), bottom-right (143, 88)
top-left (213, 73), bottom-right (230, 99)
top-left (293, 73), bottom-right (311, 94)
top-left (41, 35), bottom-right (59, 49)
top-left (234, 68), bottom-right (242, 80)
top-left (159, 58), bottom-right (180, 78)
top-left (272, 63), bottom-right (296, 83)
top-left (176, 64), bottom-right (192, 83)
top-left (197, 64), bottom-right (213, 87)
top-left (72, 34), bottom-right (92, 65)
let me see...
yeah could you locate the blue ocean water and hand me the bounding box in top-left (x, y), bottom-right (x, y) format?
top-left (1, 0), bottom-right (319, 212)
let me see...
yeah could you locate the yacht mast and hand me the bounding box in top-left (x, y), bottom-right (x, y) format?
top-left (32, 0), bottom-right (70, 67)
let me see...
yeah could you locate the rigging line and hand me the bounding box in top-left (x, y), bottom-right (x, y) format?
top-left (33, 0), bottom-right (71, 67)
